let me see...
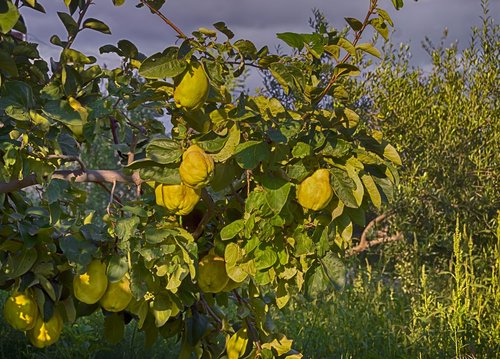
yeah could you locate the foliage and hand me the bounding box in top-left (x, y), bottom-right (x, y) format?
top-left (276, 217), bottom-right (500, 358)
top-left (358, 3), bottom-right (499, 258)
top-left (0, 0), bottom-right (404, 356)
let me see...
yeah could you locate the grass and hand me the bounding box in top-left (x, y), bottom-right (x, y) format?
top-left (1, 221), bottom-right (498, 358)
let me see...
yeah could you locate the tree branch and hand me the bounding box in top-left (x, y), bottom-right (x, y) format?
top-left (347, 213), bottom-right (404, 256)
top-left (139, 0), bottom-right (187, 39)
top-left (0, 169), bottom-right (141, 194)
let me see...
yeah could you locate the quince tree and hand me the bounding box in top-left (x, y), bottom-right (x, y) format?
top-left (0, 0), bottom-right (404, 357)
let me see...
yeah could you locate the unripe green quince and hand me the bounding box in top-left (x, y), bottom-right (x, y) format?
top-left (197, 254), bottom-right (230, 293)
top-left (73, 260), bottom-right (108, 304)
top-left (100, 275), bottom-right (132, 312)
top-left (179, 145), bottom-right (214, 189)
top-left (296, 169), bottom-right (333, 211)
top-left (155, 183), bottom-right (201, 216)
top-left (173, 61), bottom-right (209, 110)
top-left (3, 292), bottom-right (38, 331)
top-left (27, 309), bottom-right (63, 348)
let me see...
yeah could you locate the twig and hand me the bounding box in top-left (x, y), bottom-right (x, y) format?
top-left (96, 182), bottom-right (123, 205)
top-left (139, 0), bottom-right (187, 39)
top-left (64, 0), bottom-right (94, 50)
top-left (199, 294), bottom-right (222, 329)
top-left (106, 180), bottom-right (117, 215)
top-left (315, 0), bottom-right (378, 103)
top-left (347, 213), bottom-right (404, 256)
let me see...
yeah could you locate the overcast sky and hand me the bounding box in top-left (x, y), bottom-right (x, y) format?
top-left (21, 0), bottom-right (499, 86)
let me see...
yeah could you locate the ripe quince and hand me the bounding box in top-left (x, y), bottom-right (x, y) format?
top-left (73, 260), bottom-right (108, 304)
top-left (179, 145), bottom-right (214, 189)
top-left (197, 254), bottom-right (230, 293)
top-left (155, 183), bottom-right (201, 215)
top-left (173, 60), bottom-right (209, 110)
top-left (100, 275), bottom-right (133, 312)
top-left (297, 169), bottom-right (333, 211)
top-left (27, 309), bottom-right (63, 348)
top-left (3, 292), bottom-right (38, 331)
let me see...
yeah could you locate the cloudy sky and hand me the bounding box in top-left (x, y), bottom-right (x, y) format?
top-left (21, 0), bottom-right (499, 85)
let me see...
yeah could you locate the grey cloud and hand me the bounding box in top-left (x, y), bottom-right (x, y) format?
top-left (21, 0), bottom-right (499, 72)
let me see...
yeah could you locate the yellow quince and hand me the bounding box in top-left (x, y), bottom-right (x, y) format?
top-left (173, 60), bottom-right (209, 110)
top-left (297, 169), bottom-right (334, 211)
top-left (197, 254), bottom-right (230, 293)
top-left (155, 183), bottom-right (201, 216)
top-left (179, 145), bottom-right (214, 189)
top-left (73, 260), bottom-right (108, 304)
top-left (100, 275), bottom-right (133, 312)
top-left (27, 309), bottom-right (63, 348)
top-left (3, 292), bottom-right (38, 331)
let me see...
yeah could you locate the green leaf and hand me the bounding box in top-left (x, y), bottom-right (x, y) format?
top-left (224, 242), bottom-right (248, 282)
top-left (0, 49), bottom-right (18, 76)
top-left (0, 1), bottom-right (20, 34)
top-left (361, 173), bottom-right (382, 209)
top-left (306, 254), bottom-right (345, 298)
top-left (82, 18), bottom-right (111, 34)
top-left (139, 48), bottom-right (186, 79)
top-left (291, 142), bottom-right (312, 159)
top-left (376, 8), bottom-right (394, 26)
top-left (210, 160), bottom-right (243, 192)
top-left (220, 219), bottom-right (245, 241)
top-left (128, 161), bottom-right (181, 184)
top-left (146, 138), bottom-right (182, 164)
top-left (118, 39), bottom-right (138, 58)
top-left (112, 0), bottom-right (125, 5)
top-left (212, 124), bottom-right (240, 162)
top-left (115, 216), bottom-right (140, 242)
top-left (107, 255), bottom-right (128, 282)
top-left (370, 17), bottom-right (389, 41)
top-left (344, 17), bottom-right (363, 31)
top-left (330, 168), bottom-right (357, 208)
top-left (254, 246), bottom-right (277, 270)
top-left (59, 236), bottom-right (96, 270)
top-left (391, 0), bottom-right (404, 10)
top-left (383, 143), bottom-right (402, 166)
top-left (337, 37), bottom-right (356, 57)
top-left (276, 32), bottom-right (305, 50)
top-left (345, 165), bottom-right (364, 207)
top-left (1, 247), bottom-right (37, 280)
top-left (234, 140), bottom-right (270, 170)
top-left (356, 43), bottom-right (382, 59)
top-left (57, 11), bottom-right (78, 36)
top-left (261, 176), bottom-right (291, 214)
top-left (213, 21), bottom-right (234, 39)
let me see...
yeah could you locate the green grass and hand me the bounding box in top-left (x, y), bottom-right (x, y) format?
top-left (1, 221), bottom-right (498, 358)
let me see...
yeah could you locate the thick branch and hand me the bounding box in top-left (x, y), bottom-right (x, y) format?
top-left (0, 169), bottom-right (140, 194)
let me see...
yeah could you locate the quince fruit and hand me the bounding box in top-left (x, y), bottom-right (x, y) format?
top-left (73, 260), bottom-right (108, 304)
top-left (174, 60), bottom-right (209, 110)
top-left (197, 254), bottom-right (230, 293)
top-left (297, 169), bottom-right (333, 211)
top-left (179, 145), bottom-right (214, 189)
top-left (27, 309), bottom-right (63, 348)
top-left (100, 275), bottom-right (133, 312)
top-left (3, 292), bottom-right (38, 331)
top-left (155, 183), bottom-right (201, 215)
